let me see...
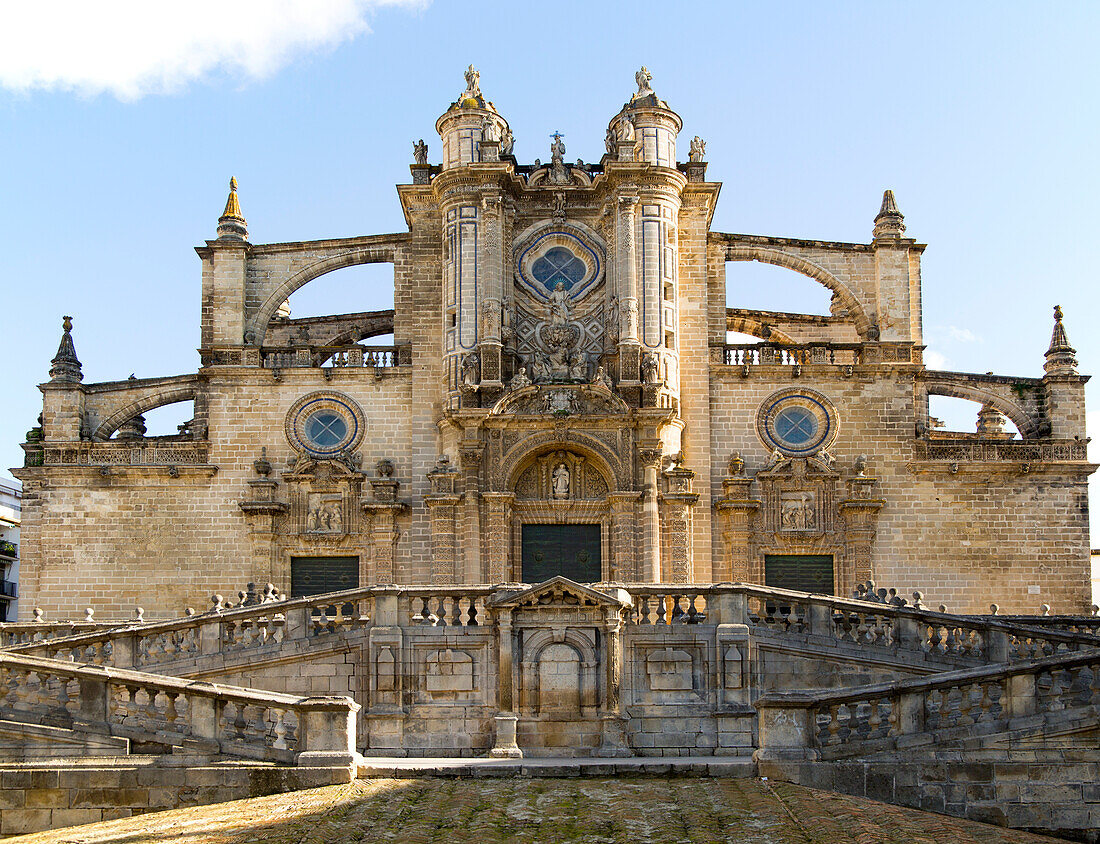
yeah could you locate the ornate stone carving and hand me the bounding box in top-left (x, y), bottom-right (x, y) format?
top-left (688, 136), bottom-right (706, 162)
top-left (413, 139), bottom-right (428, 165)
top-left (779, 491), bottom-right (816, 531)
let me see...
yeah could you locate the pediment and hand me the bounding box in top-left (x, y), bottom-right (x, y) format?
top-left (756, 455), bottom-right (840, 481)
top-left (489, 576), bottom-right (631, 610)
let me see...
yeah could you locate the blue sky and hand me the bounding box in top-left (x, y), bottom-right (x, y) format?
top-left (2, 2), bottom-right (1099, 535)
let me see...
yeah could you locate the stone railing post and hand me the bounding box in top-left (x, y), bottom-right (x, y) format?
top-left (285, 606), bottom-right (313, 641)
top-left (489, 609), bottom-right (522, 758)
top-left (808, 601), bottom-right (833, 638)
top-left (76, 667), bottom-right (109, 725)
top-left (710, 588), bottom-right (747, 626)
top-left (895, 690), bottom-right (925, 734)
top-left (1004, 671), bottom-right (1037, 720)
top-left (895, 614), bottom-right (922, 651)
top-left (199, 618), bottom-right (223, 655)
top-left (186, 682), bottom-right (219, 744)
top-left (753, 694), bottom-right (819, 765)
top-left (372, 588), bottom-right (399, 628)
top-left (296, 696), bottom-right (360, 767)
top-left (111, 631), bottom-right (138, 668)
top-left (985, 623), bottom-right (1011, 664)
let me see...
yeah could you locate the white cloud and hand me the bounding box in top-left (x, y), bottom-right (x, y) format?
top-left (0, 1), bottom-right (421, 100)
top-left (924, 349), bottom-right (948, 370)
top-left (947, 326), bottom-right (979, 343)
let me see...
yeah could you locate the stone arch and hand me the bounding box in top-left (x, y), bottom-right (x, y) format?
top-left (519, 628), bottom-right (599, 714)
top-left (94, 388), bottom-right (198, 441)
top-left (323, 311), bottom-right (396, 348)
top-left (502, 432), bottom-right (627, 492)
top-left (725, 246), bottom-right (874, 338)
top-left (249, 246), bottom-right (396, 346)
top-left (923, 383), bottom-right (1035, 438)
top-left (726, 312), bottom-right (797, 345)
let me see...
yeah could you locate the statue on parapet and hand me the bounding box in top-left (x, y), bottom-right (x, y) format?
top-left (463, 64), bottom-right (481, 99)
top-left (689, 136), bottom-right (706, 162)
top-left (634, 66), bottom-right (654, 99)
top-left (413, 139), bottom-right (428, 165)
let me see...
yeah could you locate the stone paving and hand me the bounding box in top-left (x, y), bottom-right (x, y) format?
top-left (10, 777), bottom-right (1060, 843)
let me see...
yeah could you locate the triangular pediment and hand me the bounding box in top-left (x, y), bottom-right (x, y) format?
top-left (489, 576), bottom-right (631, 610)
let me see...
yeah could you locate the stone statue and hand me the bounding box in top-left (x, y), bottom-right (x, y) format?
top-left (689, 136), bottom-right (706, 162)
top-left (463, 64), bottom-right (481, 99)
top-left (329, 505), bottom-right (343, 533)
top-left (306, 506), bottom-right (320, 532)
top-left (481, 117), bottom-right (499, 143)
top-left (616, 116), bottom-right (635, 143)
top-left (635, 66), bottom-right (654, 98)
top-left (605, 127), bottom-right (615, 155)
top-left (552, 462), bottom-right (570, 499)
top-left (500, 126), bottom-right (514, 156)
top-left (549, 281), bottom-right (571, 326)
top-left (550, 132), bottom-right (566, 165)
top-left (413, 139), bottom-right (428, 165)
top-left (592, 366), bottom-right (613, 391)
top-left (641, 353), bottom-right (659, 384)
top-left (606, 296), bottom-right (620, 341)
top-left (552, 191), bottom-right (566, 221)
top-left (461, 352), bottom-right (480, 389)
top-left (508, 366), bottom-right (530, 391)
top-left (854, 454), bottom-right (868, 476)
top-left (568, 351), bottom-right (587, 381)
top-left (547, 346), bottom-right (570, 380)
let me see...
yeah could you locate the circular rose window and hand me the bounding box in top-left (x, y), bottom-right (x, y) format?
top-left (285, 392), bottom-right (365, 457)
top-left (757, 389), bottom-right (838, 457)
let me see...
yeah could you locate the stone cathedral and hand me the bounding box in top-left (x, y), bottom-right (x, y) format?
top-left (14, 66), bottom-right (1095, 620)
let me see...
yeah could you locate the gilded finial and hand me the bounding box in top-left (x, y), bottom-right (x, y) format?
top-left (1054, 304), bottom-right (1064, 322)
top-left (217, 176), bottom-right (248, 241)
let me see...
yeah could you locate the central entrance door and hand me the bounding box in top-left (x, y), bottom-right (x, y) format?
top-left (521, 524), bottom-right (601, 583)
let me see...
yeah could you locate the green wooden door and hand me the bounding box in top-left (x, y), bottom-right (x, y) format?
top-left (521, 524), bottom-right (602, 583)
top-left (290, 556), bottom-right (359, 598)
top-left (764, 554), bottom-right (834, 594)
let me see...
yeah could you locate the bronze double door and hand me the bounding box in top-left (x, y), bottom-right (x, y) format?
top-left (520, 524), bottom-right (601, 583)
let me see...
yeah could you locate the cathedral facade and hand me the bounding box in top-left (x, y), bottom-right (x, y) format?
top-left (14, 67), bottom-right (1095, 619)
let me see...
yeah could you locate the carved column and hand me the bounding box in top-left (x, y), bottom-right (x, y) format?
top-left (608, 492), bottom-right (642, 582)
top-left (489, 607), bottom-right (522, 758)
top-left (477, 192), bottom-right (504, 401)
top-left (360, 461), bottom-right (406, 583)
top-left (460, 442), bottom-right (484, 584)
top-left (659, 468), bottom-right (700, 582)
top-left (596, 603), bottom-right (631, 756)
top-left (714, 475), bottom-right (759, 582)
top-left (838, 475), bottom-right (884, 597)
top-left (639, 446), bottom-right (663, 582)
top-left (482, 492), bottom-right (514, 583)
top-left (617, 194), bottom-right (641, 398)
top-left (425, 458), bottom-right (460, 584)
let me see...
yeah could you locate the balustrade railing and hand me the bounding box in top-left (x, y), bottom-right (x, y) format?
top-left (913, 440), bottom-right (1089, 462)
top-left (399, 588), bottom-right (494, 628)
top-left (0, 622), bottom-right (107, 648)
top-left (756, 648), bottom-right (1100, 761)
top-left (723, 343), bottom-right (862, 367)
top-left (625, 586), bottom-right (712, 626)
top-left (0, 652), bottom-right (357, 764)
top-left (261, 345), bottom-right (399, 370)
top-left (38, 442), bottom-right (209, 467)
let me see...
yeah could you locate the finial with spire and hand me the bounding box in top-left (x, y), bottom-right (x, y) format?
top-left (217, 177), bottom-right (248, 241)
top-left (873, 189), bottom-right (906, 240)
top-left (1044, 304), bottom-right (1078, 375)
top-left (49, 315), bottom-right (83, 382)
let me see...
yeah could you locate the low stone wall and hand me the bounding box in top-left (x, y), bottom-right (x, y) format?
top-left (0, 763), bottom-right (352, 837)
top-left (757, 756), bottom-right (1100, 842)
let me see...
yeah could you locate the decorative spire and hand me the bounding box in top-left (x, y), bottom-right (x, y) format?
top-left (873, 189), bottom-right (906, 240)
top-left (1044, 304), bottom-right (1078, 375)
top-left (217, 177), bottom-right (248, 241)
top-left (49, 315), bottom-right (83, 382)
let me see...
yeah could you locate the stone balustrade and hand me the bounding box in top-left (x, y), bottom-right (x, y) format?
top-left (913, 439), bottom-right (1089, 462)
top-left (0, 622), bottom-right (108, 649)
top-left (8, 583), bottom-right (1093, 675)
top-left (754, 648), bottom-right (1100, 762)
top-left (262, 345), bottom-right (402, 370)
top-left (723, 343), bottom-right (863, 367)
top-left (37, 442), bottom-right (211, 467)
top-left (0, 652), bottom-right (358, 765)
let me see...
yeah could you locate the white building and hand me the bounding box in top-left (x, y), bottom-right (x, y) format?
top-left (0, 479), bottom-right (20, 621)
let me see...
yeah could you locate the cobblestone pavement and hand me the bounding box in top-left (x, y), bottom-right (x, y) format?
top-left (12, 777), bottom-right (1060, 844)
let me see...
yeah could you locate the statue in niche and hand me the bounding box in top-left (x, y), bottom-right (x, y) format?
top-left (413, 139), bottom-right (428, 165)
top-left (481, 117), bottom-right (499, 143)
top-left (606, 296), bottom-right (620, 341)
top-left (500, 126), bottom-right (515, 156)
top-left (552, 463), bottom-right (570, 499)
top-left (508, 367), bottom-right (531, 392)
top-left (689, 136), bottom-right (706, 162)
top-left (568, 351), bottom-right (588, 381)
top-left (461, 352), bottom-right (480, 389)
top-left (592, 366), bottom-right (613, 391)
top-left (641, 353), bottom-right (660, 384)
top-left (549, 281), bottom-right (571, 326)
top-left (552, 191), bottom-right (566, 222)
top-left (635, 66), bottom-right (653, 98)
top-left (463, 64), bottom-right (480, 98)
